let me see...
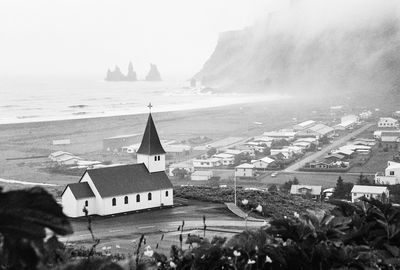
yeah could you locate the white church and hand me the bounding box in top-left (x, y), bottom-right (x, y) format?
top-left (61, 111), bottom-right (173, 217)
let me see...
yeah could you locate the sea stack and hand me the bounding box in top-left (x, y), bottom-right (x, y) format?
top-left (105, 66), bottom-right (126, 81)
top-left (126, 62), bottom-right (138, 81)
top-left (145, 64), bottom-right (162, 81)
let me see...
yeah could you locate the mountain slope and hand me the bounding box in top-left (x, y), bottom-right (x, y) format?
top-left (195, 0), bottom-right (400, 96)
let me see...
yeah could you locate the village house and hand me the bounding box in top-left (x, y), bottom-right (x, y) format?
top-left (224, 149), bottom-right (245, 156)
top-left (380, 131), bottom-right (400, 149)
top-left (56, 155), bottom-right (83, 166)
top-left (61, 111), bottom-right (173, 217)
top-left (378, 117), bottom-right (399, 128)
top-left (251, 156), bottom-right (276, 170)
top-left (270, 148), bottom-right (294, 159)
top-left (351, 185), bottom-right (389, 203)
top-left (293, 120), bottom-right (316, 131)
top-left (324, 153), bottom-right (346, 163)
top-left (49, 151), bottom-right (74, 162)
top-left (375, 161), bottom-right (400, 185)
top-left (293, 141), bottom-right (313, 150)
top-left (290, 185), bottom-right (322, 200)
top-left (234, 163), bottom-right (255, 178)
top-left (359, 110), bottom-right (372, 120)
top-left (262, 130), bottom-right (297, 141)
top-left (212, 153), bottom-right (235, 166)
top-left (192, 158), bottom-right (221, 168)
top-left (191, 170), bottom-right (213, 181)
top-left (103, 134), bottom-right (139, 152)
top-left (234, 145), bottom-right (256, 156)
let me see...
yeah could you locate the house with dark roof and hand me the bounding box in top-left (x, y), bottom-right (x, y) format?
top-left (61, 111), bottom-right (173, 217)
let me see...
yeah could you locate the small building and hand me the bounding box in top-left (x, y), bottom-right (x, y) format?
top-left (381, 132), bottom-right (400, 149)
top-left (234, 145), bottom-right (256, 156)
top-left (224, 149), bottom-right (245, 156)
top-left (49, 151), bottom-right (74, 161)
top-left (290, 185), bottom-right (322, 200)
top-left (262, 130), bottom-right (297, 140)
top-left (235, 163), bottom-right (254, 178)
top-left (270, 148), bottom-right (293, 159)
top-left (375, 161), bottom-right (400, 185)
top-left (308, 124), bottom-right (335, 138)
top-left (324, 153), bottom-right (346, 163)
top-left (351, 185), bottom-right (389, 203)
top-left (293, 141), bottom-right (313, 149)
top-left (378, 117), bottom-right (399, 128)
top-left (251, 156), bottom-right (276, 170)
top-left (191, 170), bottom-right (213, 181)
top-left (212, 153), bottom-right (235, 166)
top-left (52, 139), bottom-right (71, 145)
top-left (57, 156), bottom-right (83, 166)
top-left (192, 158), bottom-right (221, 168)
top-left (359, 110), bottom-right (372, 120)
top-left (103, 134), bottom-right (139, 152)
top-left (294, 120), bottom-right (316, 131)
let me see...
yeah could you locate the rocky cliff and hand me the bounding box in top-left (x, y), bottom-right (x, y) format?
top-left (195, 0), bottom-right (400, 97)
top-left (105, 62), bottom-right (137, 81)
top-left (145, 64), bottom-right (162, 81)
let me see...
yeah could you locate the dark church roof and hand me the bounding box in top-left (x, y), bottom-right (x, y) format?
top-left (65, 182), bottom-right (95, 199)
top-left (84, 163), bottom-right (172, 198)
top-left (136, 113), bottom-right (166, 155)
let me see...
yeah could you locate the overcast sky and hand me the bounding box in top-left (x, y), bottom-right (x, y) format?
top-left (0, 0), bottom-right (289, 80)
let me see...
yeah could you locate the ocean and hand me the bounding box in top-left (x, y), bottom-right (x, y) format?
top-left (0, 75), bottom-right (285, 125)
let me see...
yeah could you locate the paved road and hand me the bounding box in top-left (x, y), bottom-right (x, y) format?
top-left (61, 199), bottom-right (264, 243)
top-left (284, 123), bottom-right (375, 172)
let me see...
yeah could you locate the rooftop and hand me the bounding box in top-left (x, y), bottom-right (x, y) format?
top-left (136, 114), bottom-right (166, 155)
top-left (64, 182), bottom-right (95, 199)
top-left (290, 185), bottom-right (322, 195)
top-left (351, 185), bottom-right (388, 194)
top-left (85, 163), bottom-right (172, 198)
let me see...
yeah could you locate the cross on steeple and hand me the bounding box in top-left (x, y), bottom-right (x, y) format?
top-left (147, 102), bottom-right (153, 113)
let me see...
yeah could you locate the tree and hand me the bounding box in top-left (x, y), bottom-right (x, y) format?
top-left (234, 153), bottom-right (251, 166)
top-left (281, 177), bottom-right (300, 193)
top-left (172, 168), bottom-right (189, 180)
top-left (206, 147), bottom-right (217, 157)
top-left (357, 173), bottom-right (370, 185)
top-left (268, 184), bottom-right (278, 193)
top-left (0, 187), bottom-right (72, 269)
top-left (271, 139), bottom-right (289, 149)
top-left (332, 176), bottom-right (353, 200)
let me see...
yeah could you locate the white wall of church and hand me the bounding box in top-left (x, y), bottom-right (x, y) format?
top-left (61, 186), bottom-right (97, 218)
top-left (102, 189), bottom-right (173, 216)
top-left (80, 172), bottom-right (106, 216)
top-left (62, 187), bottom-right (78, 217)
top-left (137, 154), bottom-right (165, 173)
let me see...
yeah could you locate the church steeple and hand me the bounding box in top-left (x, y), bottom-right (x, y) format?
top-left (136, 113), bottom-right (166, 155)
top-left (136, 103), bottom-right (166, 173)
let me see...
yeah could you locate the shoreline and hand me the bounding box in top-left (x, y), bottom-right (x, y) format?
top-left (0, 92), bottom-right (289, 126)
top-left (0, 96), bottom-right (289, 128)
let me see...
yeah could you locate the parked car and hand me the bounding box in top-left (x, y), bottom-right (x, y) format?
top-left (271, 172), bottom-right (278, 177)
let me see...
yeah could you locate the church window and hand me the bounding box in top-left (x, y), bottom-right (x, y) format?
top-left (85, 200), bottom-right (88, 207)
top-left (112, 198), bottom-right (116, 206)
top-left (158, 155), bottom-right (160, 161)
top-left (165, 191), bottom-right (169, 197)
top-left (124, 196), bottom-right (128, 204)
top-left (136, 194), bottom-right (140, 202)
top-left (154, 156), bottom-right (157, 161)
top-left (148, 192), bottom-right (152, 200)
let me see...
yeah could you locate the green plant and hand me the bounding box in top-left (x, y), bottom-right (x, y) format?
top-left (0, 187), bottom-right (72, 270)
